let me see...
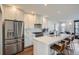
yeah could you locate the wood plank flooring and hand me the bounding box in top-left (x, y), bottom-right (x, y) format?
top-left (17, 46), bottom-right (33, 55)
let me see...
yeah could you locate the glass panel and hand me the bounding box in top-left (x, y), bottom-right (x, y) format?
top-left (75, 21), bottom-right (79, 35)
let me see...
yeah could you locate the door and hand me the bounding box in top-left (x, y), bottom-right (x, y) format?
top-left (14, 21), bottom-right (24, 52)
top-left (74, 20), bottom-right (79, 39)
top-left (4, 20), bottom-right (17, 55)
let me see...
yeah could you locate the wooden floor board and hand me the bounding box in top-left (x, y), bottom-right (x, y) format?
top-left (17, 46), bottom-right (33, 55)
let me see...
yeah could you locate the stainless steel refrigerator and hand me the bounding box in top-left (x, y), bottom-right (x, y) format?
top-left (3, 20), bottom-right (24, 55)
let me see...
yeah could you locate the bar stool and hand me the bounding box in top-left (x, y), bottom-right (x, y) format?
top-left (69, 36), bottom-right (75, 53)
top-left (64, 38), bottom-right (71, 54)
top-left (70, 36), bottom-right (74, 46)
top-left (64, 38), bottom-right (70, 45)
top-left (71, 36), bottom-right (74, 41)
top-left (58, 40), bottom-right (67, 47)
top-left (50, 42), bottom-right (65, 55)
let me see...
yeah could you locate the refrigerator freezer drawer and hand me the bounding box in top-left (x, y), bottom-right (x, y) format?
top-left (5, 40), bottom-right (16, 45)
top-left (4, 43), bottom-right (17, 55)
top-left (17, 42), bottom-right (23, 52)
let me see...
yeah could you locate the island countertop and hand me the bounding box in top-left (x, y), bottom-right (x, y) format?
top-left (33, 34), bottom-right (71, 45)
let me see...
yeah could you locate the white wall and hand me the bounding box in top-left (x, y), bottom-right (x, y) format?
top-left (0, 6), bottom-right (2, 55)
top-left (0, 20), bottom-right (2, 55)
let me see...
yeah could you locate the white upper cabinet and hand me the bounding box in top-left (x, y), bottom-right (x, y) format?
top-left (24, 14), bottom-right (43, 28)
top-left (2, 5), bottom-right (24, 21)
top-left (35, 15), bottom-right (43, 24)
top-left (24, 14), bottom-right (36, 28)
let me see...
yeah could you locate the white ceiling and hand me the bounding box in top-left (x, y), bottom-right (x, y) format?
top-left (8, 4), bottom-right (79, 21)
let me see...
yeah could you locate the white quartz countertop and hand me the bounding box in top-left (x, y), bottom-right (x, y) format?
top-left (33, 34), bottom-right (71, 45)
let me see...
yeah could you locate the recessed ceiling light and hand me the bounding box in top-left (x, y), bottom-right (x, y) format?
top-left (57, 11), bottom-right (61, 14)
top-left (44, 15), bottom-right (48, 18)
top-left (31, 11), bottom-right (34, 14)
top-left (44, 4), bottom-right (47, 6)
top-left (12, 6), bottom-right (17, 11)
top-left (69, 22), bottom-right (72, 25)
top-left (61, 23), bottom-right (65, 27)
top-left (31, 11), bottom-right (36, 15)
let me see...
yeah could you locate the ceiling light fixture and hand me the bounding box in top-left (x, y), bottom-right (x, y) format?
top-left (61, 23), bottom-right (65, 27)
top-left (31, 11), bottom-right (36, 15)
top-left (69, 22), bottom-right (72, 25)
top-left (31, 11), bottom-right (34, 14)
top-left (57, 11), bottom-right (61, 14)
top-left (44, 4), bottom-right (47, 6)
top-left (12, 6), bottom-right (17, 11)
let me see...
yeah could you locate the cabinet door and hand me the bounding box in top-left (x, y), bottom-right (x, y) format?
top-left (35, 15), bottom-right (43, 24)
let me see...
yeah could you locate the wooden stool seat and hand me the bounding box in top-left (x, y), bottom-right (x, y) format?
top-left (50, 43), bottom-right (65, 55)
top-left (50, 44), bottom-right (61, 51)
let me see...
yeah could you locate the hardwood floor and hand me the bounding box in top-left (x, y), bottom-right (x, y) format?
top-left (17, 46), bottom-right (33, 55)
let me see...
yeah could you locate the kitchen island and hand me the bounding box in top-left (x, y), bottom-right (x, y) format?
top-left (33, 34), bottom-right (72, 55)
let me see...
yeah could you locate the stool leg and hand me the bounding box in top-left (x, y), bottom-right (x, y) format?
top-left (54, 51), bottom-right (58, 55)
